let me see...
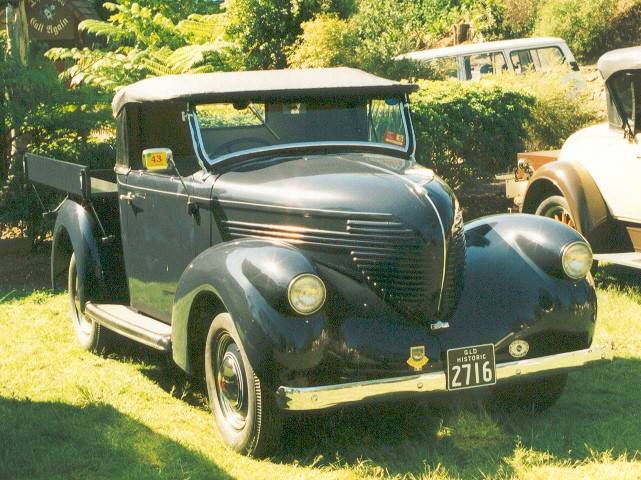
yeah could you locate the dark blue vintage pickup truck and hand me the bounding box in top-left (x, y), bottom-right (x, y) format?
top-left (26, 67), bottom-right (611, 456)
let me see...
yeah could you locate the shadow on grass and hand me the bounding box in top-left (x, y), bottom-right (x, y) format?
top-left (594, 264), bottom-right (641, 297)
top-left (271, 356), bottom-right (641, 478)
top-left (103, 336), bottom-right (209, 411)
top-left (0, 397), bottom-right (230, 480)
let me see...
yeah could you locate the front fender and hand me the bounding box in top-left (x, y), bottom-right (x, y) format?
top-left (439, 214), bottom-right (597, 359)
top-left (52, 200), bottom-right (104, 305)
top-left (522, 160), bottom-right (614, 250)
top-left (172, 239), bottom-right (326, 383)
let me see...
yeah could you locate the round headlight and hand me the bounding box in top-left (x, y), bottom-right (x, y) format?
top-left (561, 241), bottom-right (592, 279)
top-left (288, 274), bottom-right (326, 315)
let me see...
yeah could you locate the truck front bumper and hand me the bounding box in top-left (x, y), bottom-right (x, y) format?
top-left (276, 344), bottom-right (612, 411)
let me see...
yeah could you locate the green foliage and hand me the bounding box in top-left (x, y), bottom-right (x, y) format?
top-left (501, 0), bottom-right (543, 37)
top-left (411, 80), bottom-right (534, 188)
top-left (410, 73), bottom-right (602, 188)
top-left (533, 0), bottom-right (639, 61)
top-left (122, 0), bottom-right (223, 22)
top-left (287, 0), bottom-right (513, 76)
top-left (47, 2), bottom-right (233, 91)
top-left (225, 0), bottom-right (356, 69)
top-left (0, 43), bottom-right (111, 239)
top-left (496, 72), bottom-right (603, 151)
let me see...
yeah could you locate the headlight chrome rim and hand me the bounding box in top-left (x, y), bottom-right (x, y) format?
top-left (287, 273), bottom-right (326, 315)
top-left (561, 241), bottom-right (593, 280)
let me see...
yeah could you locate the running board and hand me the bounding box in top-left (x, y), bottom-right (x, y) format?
top-left (84, 303), bottom-right (172, 352)
top-left (594, 252), bottom-right (641, 270)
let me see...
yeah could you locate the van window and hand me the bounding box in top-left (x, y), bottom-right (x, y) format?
top-left (425, 56), bottom-right (459, 80)
top-left (510, 47), bottom-right (567, 74)
top-left (536, 47), bottom-right (567, 71)
top-left (463, 51), bottom-right (507, 80)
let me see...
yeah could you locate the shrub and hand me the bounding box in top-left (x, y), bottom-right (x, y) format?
top-left (287, 14), bottom-right (355, 68)
top-left (411, 80), bottom-right (534, 188)
top-left (534, 0), bottom-right (641, 61)
top-left (410, 73), bottom-right (603, 188)
top-left (495, 72), bottom-right (603, 151)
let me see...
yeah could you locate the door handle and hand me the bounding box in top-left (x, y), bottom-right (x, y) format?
top-left (119, 192), bottom-right (135, 204)
top-left (119, 191), bottom-right (146, 204)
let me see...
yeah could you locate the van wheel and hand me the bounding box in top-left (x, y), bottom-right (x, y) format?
top-left (68, 253), bottom-right (112, 352)
top-left (491, 373), bottom-right (568, 414)
top-left (535, 195), bottom-right (577, 229)
top-left (205, 312), bottom-right (282, 457)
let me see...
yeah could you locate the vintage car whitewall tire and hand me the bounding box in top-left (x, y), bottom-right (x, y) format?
top-left (490, 373), bottom-right (568, 413)
top-left (205, 312), bottom-right (282, 456)
top-left (68, 253), bottom-right (112, 352)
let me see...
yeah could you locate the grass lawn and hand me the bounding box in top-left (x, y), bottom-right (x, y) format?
top-left (0, 266), bottom-right (640, 480)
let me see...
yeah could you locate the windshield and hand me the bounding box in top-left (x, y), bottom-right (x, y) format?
top-left (193, 97), bottom-right (410, 163)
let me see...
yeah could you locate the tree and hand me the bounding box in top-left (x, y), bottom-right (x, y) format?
top-left (48, 2), bottom-right (234, 91)
top-left (225, 0), bottom-right (355, 69)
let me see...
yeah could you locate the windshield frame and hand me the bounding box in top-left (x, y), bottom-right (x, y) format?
top-left (186, 96), bottom-right (416, 168)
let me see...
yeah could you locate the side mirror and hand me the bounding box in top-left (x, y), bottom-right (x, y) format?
top-left (142, 148), bottom-right (173, 171)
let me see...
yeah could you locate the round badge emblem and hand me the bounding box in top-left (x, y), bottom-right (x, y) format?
top-left (509, 339), bottom-right (529, 358)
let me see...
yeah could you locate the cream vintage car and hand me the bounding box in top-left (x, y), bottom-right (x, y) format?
top-left (508, 46), bottom-right (641, 270)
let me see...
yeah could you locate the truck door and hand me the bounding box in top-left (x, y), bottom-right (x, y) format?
top-left (120, 168), bottom-right (207, 323)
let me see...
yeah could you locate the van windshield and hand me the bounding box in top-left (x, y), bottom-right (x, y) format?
top-left (193, 97), bottom-right (409, 163)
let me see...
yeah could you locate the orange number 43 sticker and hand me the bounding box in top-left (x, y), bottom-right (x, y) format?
top-left (383, 131), bottom-right (405, 147)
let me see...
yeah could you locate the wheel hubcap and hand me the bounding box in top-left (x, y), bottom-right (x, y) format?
top-left (215, 334), bottom-right (248, 430)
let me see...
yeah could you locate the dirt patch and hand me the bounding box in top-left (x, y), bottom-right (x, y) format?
top-left (0, 246), bottom-right (51, 293)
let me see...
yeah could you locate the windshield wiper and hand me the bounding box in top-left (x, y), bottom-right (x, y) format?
top-left (248, 104), bottom-right (281, 141)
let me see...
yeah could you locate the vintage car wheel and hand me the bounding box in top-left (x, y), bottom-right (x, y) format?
top-left (491, 373), bottom-right (568, 414)
top-left (535, 195), bottom-right (577, 230)
top-left (536, 195), bottom-right (599, 270)
top-left (205, 312), bottom-right (282, 456)
top-left (68, 253), bottom-right (112, 352)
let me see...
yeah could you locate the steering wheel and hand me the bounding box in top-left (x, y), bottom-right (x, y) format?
top-left (210, 138), bottom-right (271, 157)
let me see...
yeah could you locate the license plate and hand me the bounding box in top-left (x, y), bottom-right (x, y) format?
top-left (446, 344), bottom-right (496, 391)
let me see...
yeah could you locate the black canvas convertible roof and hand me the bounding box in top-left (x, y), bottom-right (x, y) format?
top-left (112, 67), bottom-right (418, 116)
top-left (598, 46), bottom-right (641, 81)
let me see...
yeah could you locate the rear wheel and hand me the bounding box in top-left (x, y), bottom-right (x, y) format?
top-left (205, 312), bottom-right (282, 456)
top-left (491, 373), bottom-right (568, 414)
top-left (68, 253), bottom-right (112, 352)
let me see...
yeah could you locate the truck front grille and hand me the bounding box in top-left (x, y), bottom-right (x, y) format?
top-left (221, 214), bottom-right (446, 321)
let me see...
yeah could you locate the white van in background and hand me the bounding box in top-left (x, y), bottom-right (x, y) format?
top-left (397, 37), bottom-right (584, 86)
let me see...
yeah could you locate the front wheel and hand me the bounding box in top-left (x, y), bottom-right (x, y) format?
top-left (535, 195), bottom-right (599, 271)
top-left (535, 195), bottom-right (576, 229)
top-left (490, 373), bottom-right (568, 414)
top-left (205, 312), bottom-right (282, 456)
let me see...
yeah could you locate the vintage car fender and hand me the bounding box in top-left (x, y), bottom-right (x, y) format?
top-left (172, 238), bottom-right (328, 383)
top-left (521, 160), bottom-right (614, 250)
top-left (438, 213), bottom-right (597, 355)
top-left (51, 199), bottom-right (106, 306)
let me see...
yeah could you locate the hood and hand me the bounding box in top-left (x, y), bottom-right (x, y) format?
top-left (212, 153), bottom-right (461, 323)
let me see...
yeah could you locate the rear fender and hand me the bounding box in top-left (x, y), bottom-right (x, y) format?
top-left (51, 200), bottom-right (105, 305)
top-left (172, 239), bottom-right (324, 382)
